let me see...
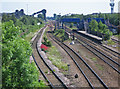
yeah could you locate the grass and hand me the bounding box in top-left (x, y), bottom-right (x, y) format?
top-left (91, 57), bottom-right (97, 61)
top-left (107, 40), bottom-right (115, 46)
top-left (62, 71), bottom-right (68, 75)
top-left (24, 32), bottom-right (35, 42)
top-left (96, 64), bottom-right (104, 70)
top-left (43, 27), bottom-right (49, 37)
top-left (47, 46), bottom-right (68, 71)
top-left (66, 25), bottom-right (77, 30)
top-left (45, 70), bottom-right (48, 74)
top-left (53, 69), bottom-right (55, 72)
top-left (114, 34), bottom-right (120, 38)
top-left (24, 24), bottom-right (45, 42)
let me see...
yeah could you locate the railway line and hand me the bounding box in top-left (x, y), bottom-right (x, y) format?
top-left (73, 34), bottom-right (120, 73)
top-left (64, 28), bottom-right (119, 73)
top-left (48, 32), bottom-right (108, 89)
top-left (66, 28), bottom-right (120, 59)
top-left (75, 33), bottom-right (119, 74)
top-left (31, 25), bottom-right (68, 89)
top-left (76, 31), bottom-right (120, 59)
top-left (111, 38), bottom-right (120, 43)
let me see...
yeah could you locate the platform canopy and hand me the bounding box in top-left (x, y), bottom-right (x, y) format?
top-left (61, 18), bottom-right (80, 23)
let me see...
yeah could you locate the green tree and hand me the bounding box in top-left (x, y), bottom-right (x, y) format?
top-left (2, 21), bottom-right (45, 87)
top-left (2, 20), bottom-right (20, 42)
top-left (20, 16), bottom-right (29, 25)
top-left (10, 14), bottom-right (17, 24)
top-left (2, 14), bottom-right (7, 22)
top-left (70, 23), bottom-right (74, 28)
top-left (98, 21), bottom-right (104, 33)
top-left (89, 20), bottom-right (98, 35)
top-left (38, 14), bottom-right (44, 20)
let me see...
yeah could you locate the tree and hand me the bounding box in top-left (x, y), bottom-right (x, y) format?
top-left (89, 20), bottom-right (98, 35)
top-left (70, 23), bottom-right (73, 28)
top-left (2, 21), bottom-right (45, 87)
top-left (38, 14), bottom-right (44, 20)
top-left (2, 20), bottom-right (20, 42)
top-left (2, 14), bottom-right (7, 22)
top-left (10, 14), bottom-right (17, 24)
top-left (20, 16), bottom-right (29, 25)
top-left (98, 21), bottom-right (104, 33)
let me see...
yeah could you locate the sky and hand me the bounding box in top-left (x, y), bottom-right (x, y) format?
top-left (0, 0), bottom-right (119, 17)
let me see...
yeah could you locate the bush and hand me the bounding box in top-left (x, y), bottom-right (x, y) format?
top-left (42, 36), bottom-right (52, 47)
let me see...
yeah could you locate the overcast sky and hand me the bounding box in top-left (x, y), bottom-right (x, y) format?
top-left (0, 0), bottom-right (119, 17)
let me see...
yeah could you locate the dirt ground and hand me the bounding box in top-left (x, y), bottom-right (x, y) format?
top-left (47, 34), bottom-right (90, 87)
top-left (64, 40), bottom-right (119, 87)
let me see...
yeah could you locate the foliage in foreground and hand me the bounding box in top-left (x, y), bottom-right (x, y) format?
top-left (2, 21), bottom-right (45, 87)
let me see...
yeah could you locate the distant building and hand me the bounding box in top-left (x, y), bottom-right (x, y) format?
top-left (1, 9), bottom-right (25, 19)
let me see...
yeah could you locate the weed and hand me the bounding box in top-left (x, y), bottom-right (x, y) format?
top-left (96, 64), bottom-right (104, 70)
top-left (48, 46), bottom-right (68, 71)
top-left (91, 58), bottom-right (97, 61)
top-left (45, 70), bottom-right (48, 74)
top-left (107, 40), bottom-right (115, 45)
top-left (53, 69), bottom-right (55, 72)
top-left (50, 71), bottom-right (52, 73)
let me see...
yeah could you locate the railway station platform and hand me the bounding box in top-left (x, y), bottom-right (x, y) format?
top-left (78, 31), bottom-right (102, 41)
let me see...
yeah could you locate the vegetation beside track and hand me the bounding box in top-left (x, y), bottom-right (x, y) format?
top-left (24, 23), bottom-right (45, 42)
top-left (42, 28), bottom-right (52, 48)
top-left (47, 46), bottom-right (68, 71)
top-left (1, 14), bottom-right (46, 87)
top-left (54, 29), bottom-right (69, 42)
top-left (41, 28), bottom-right (68, 71)
top-left (114, 34), bottom-right (120, 38)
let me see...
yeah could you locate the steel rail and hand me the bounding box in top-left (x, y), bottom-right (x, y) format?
top-left (48, 34), bottom-right (94, 89)
top-left (75, 31), bottom-right (120, 57)
top-left (49, 33), bottom-right (108, 89)
top-left (32, 26), bottom-right (68, 89)
top-left (64, 29), bottom-right (119, 73)
top-left (36, 40), bottom-right (68, 89)
top-left (75, 36), bottom-right (120, 74)
top-left (32, 54), bottom-right (54, 88)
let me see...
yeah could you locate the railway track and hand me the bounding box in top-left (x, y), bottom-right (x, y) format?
top-left (32, 26), bottom-right (68, 89)
top-left (64, 28), bottom-right (119, 73)
top-left (111, 38), bottom-right (120, 43)
top-left (72, 32), bottom-right (120, 74)
top-left (66, 28), bottom-right (120, 59)
top-left (75, 32), bottom-right (120, 59)
top-left (48, 32), bottom-right (108, 89)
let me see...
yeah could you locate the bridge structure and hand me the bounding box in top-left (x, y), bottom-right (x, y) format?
top-left (58, 18), bottom-right (84, 30)
top-left (32, 9), bottom-right (47, 21)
